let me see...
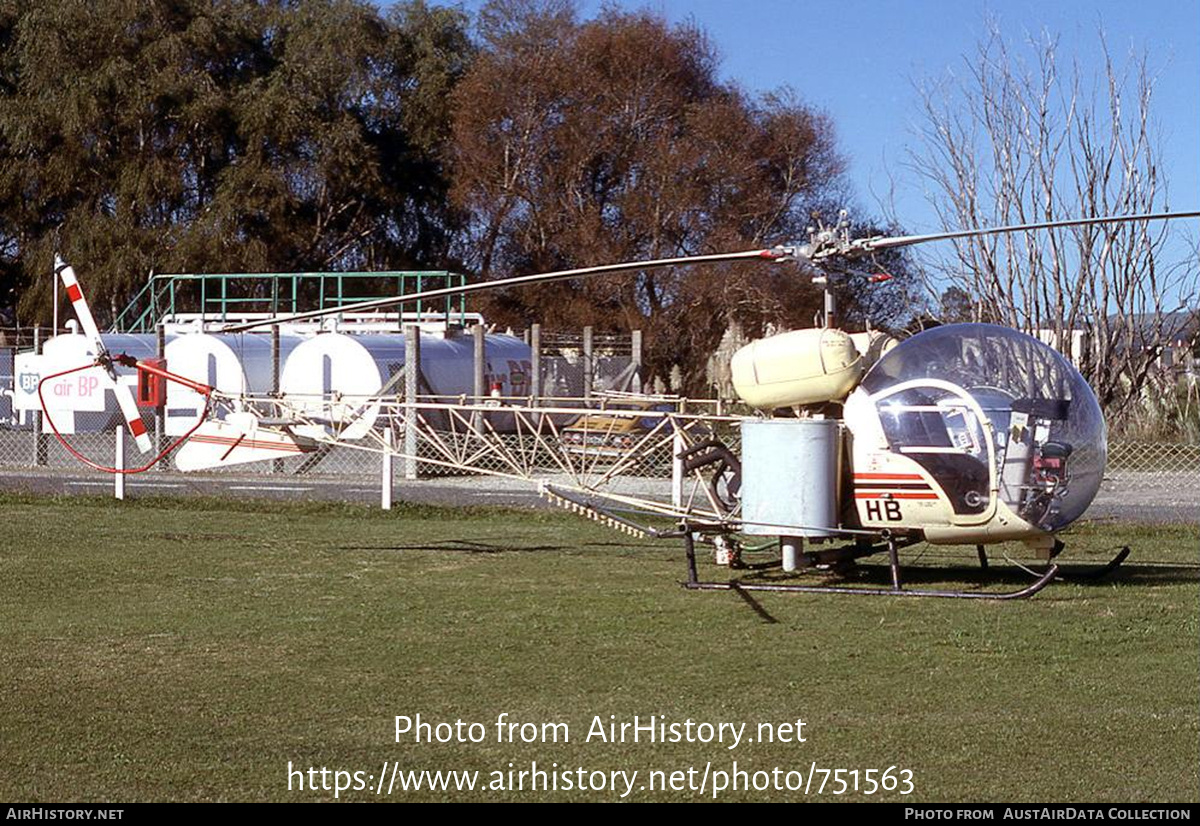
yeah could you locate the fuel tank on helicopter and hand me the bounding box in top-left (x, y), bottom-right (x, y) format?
top-left (730, 328), bottom-right (864, 409)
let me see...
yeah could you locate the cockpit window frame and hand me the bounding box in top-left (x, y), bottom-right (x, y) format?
top-left (868, 378), bottom-right (999, 526)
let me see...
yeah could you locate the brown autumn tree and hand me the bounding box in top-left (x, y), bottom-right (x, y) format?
top-left (449, 1), bottom-right (846, 390)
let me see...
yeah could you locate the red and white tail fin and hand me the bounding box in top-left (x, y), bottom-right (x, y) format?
top-left (175, 413), bottom-right (316, 472)
top-left (55, 256), bottom-right (152, 452)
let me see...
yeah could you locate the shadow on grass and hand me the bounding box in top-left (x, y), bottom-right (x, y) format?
top-left (729, 585), bottom-right (779, 624)
top-left (339, 538), bottom-right (649, 554)
top-left (729, 560), bottom-right (1200, 592)
top-left (1101, 564), bottom-right (1200, 586)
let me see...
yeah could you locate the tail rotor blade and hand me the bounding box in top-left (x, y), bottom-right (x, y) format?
top-left (55, 256), bottom-right (153, 453)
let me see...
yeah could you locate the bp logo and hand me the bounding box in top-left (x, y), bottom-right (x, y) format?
top-left (18, 372), bottom-right (39, 394)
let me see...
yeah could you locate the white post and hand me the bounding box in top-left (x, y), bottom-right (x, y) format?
top-left (381, 427), bottom-right (393, 511)
top-left (781, 536), bottom-right (802, 573)
top-left (114, 426), bottom-right (125, 501)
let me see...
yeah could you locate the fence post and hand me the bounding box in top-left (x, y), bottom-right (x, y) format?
top-left (671, 401), bottom-right (686, 508)
top-left (271, 324), bottom-right (282, 474)
top-left (583, 325), bottom-right (593, 401)
top-left (33, 326), bottom-right (45, 466)
top-left (404, 324), bottom-right (421, 481)
top-left (672, 429), bottom-right (685, 508)
top-left (530, 323), bottom-right (541, 404)
top-left (114, 426), bottom-right (125, 501)
top-left (472, 323), bottom-right (485, 431)
top-left (473, 323), bottom-right (485, 399)
top-left (631, 329), bottom-right (643, 394)
top-left (155, 325), bottom-right (166, 470)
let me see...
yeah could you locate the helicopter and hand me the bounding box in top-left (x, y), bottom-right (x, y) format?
top-left (39, 209), bottom-right (1200, 599)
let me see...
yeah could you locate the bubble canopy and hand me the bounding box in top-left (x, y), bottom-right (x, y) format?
top-left (860, 323), bottom-right (1106, 532)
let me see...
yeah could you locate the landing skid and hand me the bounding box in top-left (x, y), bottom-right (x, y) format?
top-left (976, 542), bottom-right (1130, 583)
top-left (685, 532), bottom-right (1059, 600)
top-left (540, 488), bottom-right (1065, 600)
top-left (1052, 546), bottom-right (1130, 581)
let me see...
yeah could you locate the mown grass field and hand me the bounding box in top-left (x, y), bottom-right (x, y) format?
top-left (0, 492), bottom-right (1196, 802)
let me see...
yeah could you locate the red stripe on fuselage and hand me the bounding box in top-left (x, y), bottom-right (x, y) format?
top-left (190, 433), bottom-right (307, 453)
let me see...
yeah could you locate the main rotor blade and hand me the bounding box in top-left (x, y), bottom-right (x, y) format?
top-left (111, 373), bottom-right (153, 452)
top-left (859, 210), bottom-right (1200, 253)
top-left (55, 257), bottom-right (107, 357)
top-left (220, 248), bottom-right (777, 332)
top-left (55, 256), bottom-right (153, 452)
top-left (220, 209), bottom-right (1198, 333)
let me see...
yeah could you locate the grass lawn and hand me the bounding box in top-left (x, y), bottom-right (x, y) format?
top-left (0, 493), bottom-right (1196, 802)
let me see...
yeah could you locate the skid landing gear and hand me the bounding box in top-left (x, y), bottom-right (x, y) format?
top-left (977, 540), bottom-right (1130, 583)
top-left (683, 532), bottom-right (1059, 600)
top-left (1054, 546), bottom-right (1130, 581)
top-left (1037, 545), bottom-right (1130, 582)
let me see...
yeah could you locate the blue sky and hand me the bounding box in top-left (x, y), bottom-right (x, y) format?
top-left (429, 0), bottom-right (1199, 240)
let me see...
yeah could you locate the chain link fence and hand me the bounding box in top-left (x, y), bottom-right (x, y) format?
top-left (0, 421), bottom-right (1193, 489)
top-left (0, 341), bottom-right (1195, 501)
top-left (540, 331), bottom-right (639, 397)
top-left (1105, 442), bottom-right (1200, 492)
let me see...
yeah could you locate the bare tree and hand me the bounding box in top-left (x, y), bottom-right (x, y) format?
top-left (909, 22), bottom-right (1198, 423)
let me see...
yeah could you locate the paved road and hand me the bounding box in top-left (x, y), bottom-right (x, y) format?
top-left (1085, 498), bottom-right (1198, 526)
top-left (0, 466), bottom-right (1194, 525)
top-left (1088, 471), bottom-right (1200, 526)
top-left (0, 467), bottom-right (550, 509)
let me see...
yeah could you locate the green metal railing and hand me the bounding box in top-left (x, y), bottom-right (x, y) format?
top-left (111, 270), bottom-right (470, 332)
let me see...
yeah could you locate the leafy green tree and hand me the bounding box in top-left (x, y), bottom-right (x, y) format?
top-left (1, 1), bottom-right (270, 322)
top-left (0, 0), bottom-right (473, 327)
